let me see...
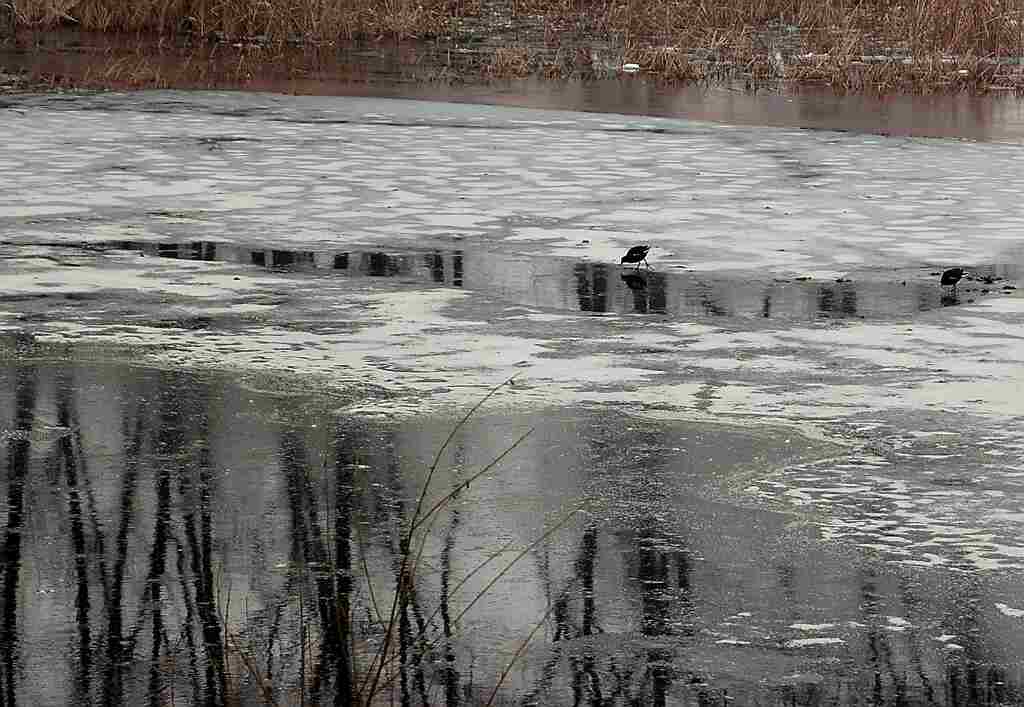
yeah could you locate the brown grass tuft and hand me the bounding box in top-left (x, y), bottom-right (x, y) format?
top-left (484, 46), bottom-right (532, 78)
top-left (635, 46), bottom-right (709, 80)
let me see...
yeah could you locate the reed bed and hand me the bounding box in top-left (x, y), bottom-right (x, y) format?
top-left (7, 0), bottom-right (1024, 91)
top-left (14, 0), bottom-right (479, 40)
top-left (12, 0), bottom-right (1024, 53)
top-left (522, 0), bottom-right (1024, 57)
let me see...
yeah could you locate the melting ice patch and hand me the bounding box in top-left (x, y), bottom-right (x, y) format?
top-left (784, 637), bottom-right (846, 648)
top-left (995, 603), bottom-right (1024, 618)
top-left (746, 419), bottom-right (1024, 572)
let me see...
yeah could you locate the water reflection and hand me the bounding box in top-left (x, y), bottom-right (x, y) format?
top-left (2, 334), bottom-right (33, 707)
top-left (138, 239), bottom-right (467, 288)
top-left (6, 30), bottom-right (1024, 142)
top-left (2, 344), bottom-right (1024, 705)
top-left (817, 281), bottom-right (858, 317)
top-left (573, 262), bottom-right (608, 313)
top-left (89, 239), bottom-right (1015, 321)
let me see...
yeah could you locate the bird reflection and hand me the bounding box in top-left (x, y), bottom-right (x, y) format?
top-left (621, 273), bottom-right (647, 291)
top-left (623, 271), bottom-right (668, 314)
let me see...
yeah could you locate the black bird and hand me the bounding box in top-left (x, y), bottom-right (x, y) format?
top-left (620, 245), bottom-right (651, 269)
top-left (941, 267), bottom-right (965, 290)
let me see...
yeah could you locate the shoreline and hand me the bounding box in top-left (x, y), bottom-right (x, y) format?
top-left (3, 24), bottom-right (1024, 95)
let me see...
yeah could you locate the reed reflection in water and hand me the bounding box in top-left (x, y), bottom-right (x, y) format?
top-left (1, 340), bottom-right (1022, 706)
top-left (7, 31), bottom-right (1024, 144)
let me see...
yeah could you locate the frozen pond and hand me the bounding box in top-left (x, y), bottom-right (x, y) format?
top-left (3, 90), bottom-right (1024, 705)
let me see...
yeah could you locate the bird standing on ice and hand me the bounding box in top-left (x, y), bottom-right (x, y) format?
top-left (941, 267), bottom-right (965, 291)
top-left (620, 245), bottom-right (651, 269)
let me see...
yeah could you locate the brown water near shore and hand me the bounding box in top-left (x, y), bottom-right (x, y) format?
top-left (5, 30), bottom-right (1024, 141)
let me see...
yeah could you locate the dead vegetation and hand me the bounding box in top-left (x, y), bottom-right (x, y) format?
top-left (785, 52), bottom-right (1010, 93)
top-left (14, 0), bottom-right (480, 40)
top-left (6, 0), bottom-right (1024, 91)
top-left (484, 46), bottom-right (531, 77)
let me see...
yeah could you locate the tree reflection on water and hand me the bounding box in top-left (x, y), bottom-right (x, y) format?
top-left (0, 336), bottom-right (1021, 706)
top-left (69, 238), bottom-right (1002, 322)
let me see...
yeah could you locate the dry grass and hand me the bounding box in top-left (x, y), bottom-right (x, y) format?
top-left (15, 0), bottom-right (479, 40)
top-left (518, 0), bottom-right (1024, 57)
top-left (635, 45), bottom-right (707, 80)
top-left (7, 0), bottom-right (1024, 91)
top-left (484, 46), bottom-right (531, 77)
top-left (524, 0), bottom-right (1024, 91)
top-left (786, 52), bottom-right (1022, 93)
top-left (12, 0), bottom-right (1024, 53)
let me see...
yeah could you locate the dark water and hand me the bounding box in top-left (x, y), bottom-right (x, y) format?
top-left (329, 81), bottom-right (1024, 143)
top-left (3, 336), bottom-right (1024, 705)
top-left (15, 239), bottom-right (1016, 323)
top-left (5, 31), bottom-right (1024, 142)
